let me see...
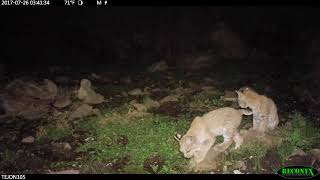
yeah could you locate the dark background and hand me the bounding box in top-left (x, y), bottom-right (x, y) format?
top-left (1, 7), bottom-right (320, 68)
top-left (1, 6), bottom-right (320, 124)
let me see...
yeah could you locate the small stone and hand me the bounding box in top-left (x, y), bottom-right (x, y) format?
top-left (52, 142), bottom-right (72, 151)
top-left (128, 88), bottom-right (143, 96)
top-left (21, 136), bottom-right (34, 144)
top-left (290, 149), bottom-right (306, 157)
top-left (234, 170), bottom-right (243, 174)
top-left (151, 88), bottom-right (161, 92)
top-left (91, 73), bottom-right (101, 79)
top-left (159, 95), bottom-right (179, 104)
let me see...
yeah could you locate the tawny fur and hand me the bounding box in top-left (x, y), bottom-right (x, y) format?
top-left (177, 107), bottom-right (252, 168)
top-left (236, 87), bottom-right (279, 134)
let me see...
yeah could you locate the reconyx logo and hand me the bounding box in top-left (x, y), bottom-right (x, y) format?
top-left (276, 166), bottom-right (319, 179)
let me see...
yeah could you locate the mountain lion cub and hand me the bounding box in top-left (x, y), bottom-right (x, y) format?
top-left (236, 86), bottom-right (279, 133)
top-left (175, 107), bottom-right (252, 167)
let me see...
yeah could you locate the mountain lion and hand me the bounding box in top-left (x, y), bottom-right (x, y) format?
top-left (236, 86), bottom-right (279, 133)
top-left (175, 107), bottom-right (252, 168)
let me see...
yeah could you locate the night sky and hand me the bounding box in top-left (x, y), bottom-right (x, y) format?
top-left (1, 7), bottom-right (320, 69)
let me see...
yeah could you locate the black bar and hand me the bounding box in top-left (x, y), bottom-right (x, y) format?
top-left (1, 0), bottom-right (320, 7)
top-left (20, 174), bottom-right (282, 180)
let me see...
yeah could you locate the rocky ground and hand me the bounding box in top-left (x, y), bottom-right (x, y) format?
top-left (0, 58), bottom-right (320, 174)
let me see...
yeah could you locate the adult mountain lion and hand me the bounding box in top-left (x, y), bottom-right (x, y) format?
top-left (175, 107), bottom-right (252, 168)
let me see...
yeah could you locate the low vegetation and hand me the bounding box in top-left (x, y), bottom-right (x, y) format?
top-left (1, 70), bottom-right (319, 174)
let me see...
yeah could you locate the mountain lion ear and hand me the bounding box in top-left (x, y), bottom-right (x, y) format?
top-left (174, 133), bottom-right (182, 142)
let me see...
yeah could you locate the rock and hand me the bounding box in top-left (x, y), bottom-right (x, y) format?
top-left (143, 87), bottom-right (152, 95)
top-left (233, 170), bottom-right (243, 174)
top-left (70, 104), bottom-right (100, 120)
top-left (284, 121), bottom-right (293, 130)
top-left (147, 60), bottom-right (168, 72)
top-left (52, 142), bottom-right (72, 151)
top-left (29, 79), bottom-right (58, 100)
top-left (42, 142), bottom-right (74, 161)
top-left (53, 96), bottom-right (72, 109)
top-left (49, 170), bottom-right (80, 174)
top-left (52, 109), bottom-right (63, 118)
top-left (132, 103), bottom-right (147, 113)
top-left (128, 88), bottom-right (143, 96)
top-left (44, 79), bottom-right (59, 100)
top-left (143, 97), bottom-right (160, 109)
top-left (143, 155), bottom-right (165, 174)
top-left (21, 136), bottom-right (34, 144)
top-left (5, 79), bottom-right (58, 100)
top-left (22, 107), bottom-right (51, 120)
top-left (309, 149), bottom-right (320, 160)
top-left (77, 79), bottom-right (104, 104)
top-left (159, 95), bottom-right (180, 104)
top-left (151, 88), bottom-right (161, 92)
top-left (241, 129), bottom-right (284, 148)
top-left (129, 100), bottom-right (138, 105)
top-left (90, 73), bottom-right (101, 80)
top-left (121, 91), bottom-right (128, 97)
top-left (0, 93), bottom-right (51, 120)
top-left (290, 149), bottom-right (306, 157)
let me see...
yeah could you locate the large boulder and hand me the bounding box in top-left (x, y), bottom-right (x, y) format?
top-left (5, 79), bottom-right (58, 100)
top-left (77, 79), bottom-right (104, 104)
top-left (0, 79), bottom-right (58, 120)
